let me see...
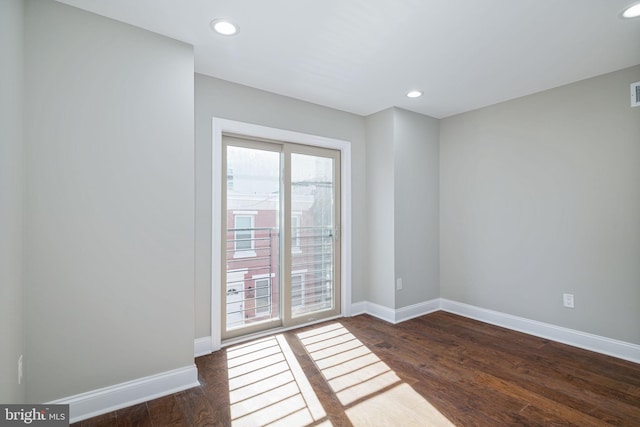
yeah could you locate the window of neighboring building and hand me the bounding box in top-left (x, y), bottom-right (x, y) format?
top-left (234, 214), bottom-right (254, 253)
top-left (254, 278), bottom-right (271, 315)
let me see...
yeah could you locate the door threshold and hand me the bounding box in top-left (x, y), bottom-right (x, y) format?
top-left (221, 314), bottom-right (344, 349)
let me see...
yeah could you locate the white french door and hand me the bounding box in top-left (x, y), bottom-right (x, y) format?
top-left (222, 135), bottom-right (341, 340)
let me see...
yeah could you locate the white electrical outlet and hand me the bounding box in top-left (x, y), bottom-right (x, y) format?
top-left (396, 278), bottom-right (403, 291)
top-left (631, 81), bottom-right (640, 107)
top-left (563, 293), bottom-right (575, 309)
top-left (18, 354), bottom-right (23, 385)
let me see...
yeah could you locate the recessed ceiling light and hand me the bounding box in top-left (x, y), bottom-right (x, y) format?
top-left (621, 2), bottom-right (640, 18)
top-left (210, 19), bottom-right (239, 36)
top-left (406, 90), bottom-right (423, 98)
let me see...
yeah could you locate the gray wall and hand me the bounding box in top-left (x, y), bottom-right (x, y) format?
top-left (394, 108), bottom-right (440, 308)
top-left (24, 0), bottom-right (195, 402)
top-left (364, 109), bottom-right (396, 307)
top-left (440, 65), bottom-right (640, 344)
top-left (0, 0), bottom-right (25, 404)
top-left (194, 74), bottom-right (367, 338)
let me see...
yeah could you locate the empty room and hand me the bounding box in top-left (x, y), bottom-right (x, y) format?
top-left (1, 0), bottom-right (639, 425)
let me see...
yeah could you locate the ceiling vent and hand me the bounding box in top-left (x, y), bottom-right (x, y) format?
top-left (632, 81), bottom-right (640, 107)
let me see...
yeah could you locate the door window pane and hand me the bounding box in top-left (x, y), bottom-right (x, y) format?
top-left (225, 145), bottom-right (280, 333)
top-left (291, 153), bottom-right (335, 317)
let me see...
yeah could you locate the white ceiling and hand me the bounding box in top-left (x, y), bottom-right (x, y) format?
top-left (56, 0), bottom-right (640, 118)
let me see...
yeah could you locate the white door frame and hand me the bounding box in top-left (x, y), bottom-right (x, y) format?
top-left (211, 118), bottom-right (352, 351)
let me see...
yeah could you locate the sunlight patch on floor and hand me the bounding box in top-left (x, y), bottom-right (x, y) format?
top-left (297, 323), bottom-right (455, 427)
top-left (346, 383), bottom-right (454, 427)
top-left (227, 335), bottom-right (331, 427)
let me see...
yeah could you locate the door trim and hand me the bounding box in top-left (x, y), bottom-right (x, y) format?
top-left (211, 118), bottom-right (352, 351)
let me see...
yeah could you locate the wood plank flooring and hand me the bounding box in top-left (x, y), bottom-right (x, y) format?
top-left (72, 312), bottom-right (640, 426)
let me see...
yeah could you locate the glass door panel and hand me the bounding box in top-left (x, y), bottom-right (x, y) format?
top-left (288, 150), bottom-right (340, 323)
top-left (223, 141), bottom-right (282, 339)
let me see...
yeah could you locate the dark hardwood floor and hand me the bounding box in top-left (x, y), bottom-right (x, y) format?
top-left (73, 312), bottom-right (640, 426)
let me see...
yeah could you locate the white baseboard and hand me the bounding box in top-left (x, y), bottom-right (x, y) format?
top-left (349, 301), bottom-right (367, 316)
top-left (440, 299), bottom-right (640, 364)
top-left (395, 299), bottom-right (441, 323)
top-left (194, 336), bottom-right (214, 357)
top-left (363, 301), bottom-right (397, 323)
top-left (349, 298), bottom-right (640, 364)
top-left (49, 364), bottom-right (200, 423)
top-left (197, 299), bottom-right (639, 368)
top-left (350, 299), bottom-right (440, 324)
